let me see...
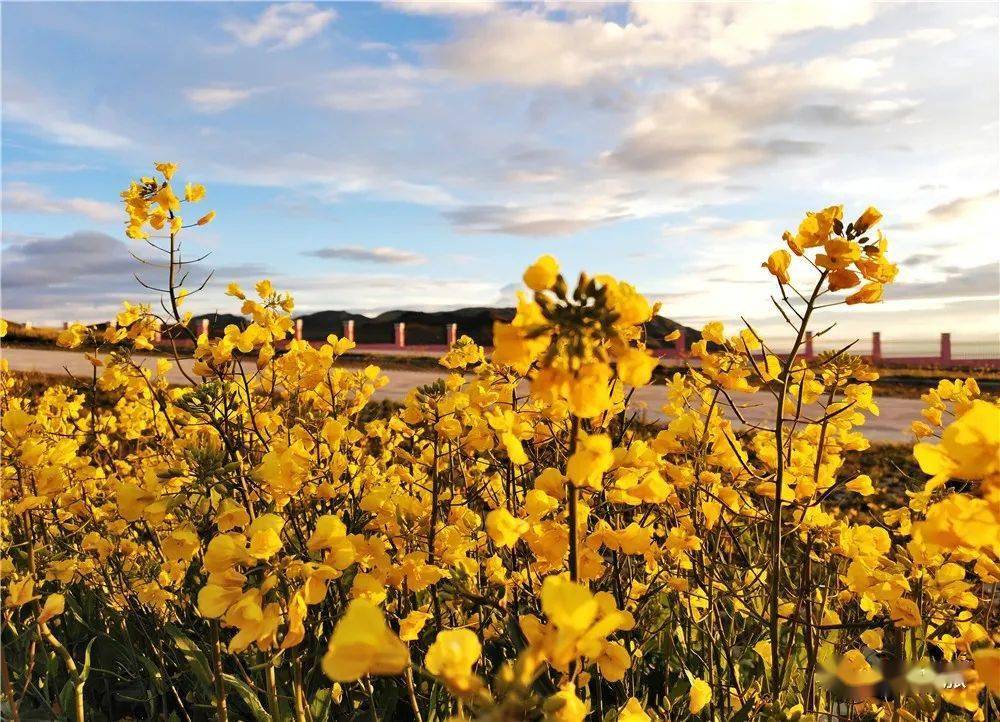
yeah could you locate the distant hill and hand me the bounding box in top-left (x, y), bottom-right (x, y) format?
top-left (643, 315), bottom-right (697, 349)
top-left (186, 313), bottom-right (249, 337)
top-left (190, 307), bottom-right (697, 347)
top-left (5, 309), bottom-right (698, 350)
top-left (289, 307), bottom-right (698, 348)
top-left (298, 307), bottom-right (515, 345)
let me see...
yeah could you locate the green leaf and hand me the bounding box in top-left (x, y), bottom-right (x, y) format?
top-left (666, 677), bottom-right (688, 704)
top-left (427, 680), bottom-right (443, 722)
top-left (133, 650), bottom-right (166, 694)
top-left (309, 688), bottom-right (333, 722)
top-left (222, 673), bottom-right (272, 722)
top-left (58, 679), bottom-right (75, 721)
top-left (79, 637), bottom-right (96, 684)
top-left (729, 702), bottom-right (754, 722)
top-left (373, 679), bottom-right (399, 719)
top-left (164, 624), bottom-right (213, 690)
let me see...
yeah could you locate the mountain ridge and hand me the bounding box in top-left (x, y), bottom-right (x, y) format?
top-left (191, 306), bottom-right (697, 348)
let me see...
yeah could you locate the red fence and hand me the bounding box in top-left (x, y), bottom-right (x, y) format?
top-left (798, 331), bottom-right (999, 368)
top-left (163, 320), bottom-right (1000, 369)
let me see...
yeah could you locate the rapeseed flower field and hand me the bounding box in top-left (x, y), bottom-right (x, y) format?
top-left (2, 164), bottom-right (997, 721)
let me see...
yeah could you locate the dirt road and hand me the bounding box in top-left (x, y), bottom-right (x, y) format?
top-left (2, 346), bottom-right (924, 442)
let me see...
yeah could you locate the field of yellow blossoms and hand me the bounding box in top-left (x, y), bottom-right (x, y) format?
top-left (2, 163), bottom-right (998, 722)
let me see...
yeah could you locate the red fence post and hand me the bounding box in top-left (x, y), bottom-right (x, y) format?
top-left (674, 330), bottom-right (686, 356)
top-left (940, 332), bottom-right (951, 363)
top-left (394, 322), bottom-right (406, 348)
top-left (805, 331), bottom-right (814, 359)
top-left (343, 320), bottom-right (354, 343)
top-left (294, 318), bottom-right (303, 341)
top-left (445, 323), bottom-right (458, 346)
top-left (871, 331), bottom-right (881, 362)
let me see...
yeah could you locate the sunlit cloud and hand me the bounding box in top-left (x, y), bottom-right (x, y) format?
top-left (221, 3), bottom-right (336, 50)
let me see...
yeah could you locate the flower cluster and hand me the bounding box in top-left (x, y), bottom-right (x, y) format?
top-left (772, 204), bottom-right (898, 305)
top-left (121, 162), bottom-right (214, 240)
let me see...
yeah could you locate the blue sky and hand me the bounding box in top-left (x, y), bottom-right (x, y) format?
top-left (3, 1), bottom-right (999, 348)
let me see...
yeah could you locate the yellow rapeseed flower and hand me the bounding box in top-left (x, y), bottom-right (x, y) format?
top-left (321, 599), bottom-right (409, 682)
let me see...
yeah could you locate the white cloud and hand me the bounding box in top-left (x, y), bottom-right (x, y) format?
top-left (707, 220), bottom-right (773, 241)
top-left (5, 97), bottom-right (130, 149)
top-left (222, 3), bottom-right (336, 50)
top-left (303, 245), bottom-right (427, 264)
top-left (323, 88), bottom-right (419, 112)
top-left (849, 37), bottom-right (901, 56)
top-left (387, 0), bottom-right (498, 17)
top-left (319, 65), bottom-right (426, 111)
top-left (187, 85), bottom-right (260, 113)
top-left (906, 27), bottom-right (958, 45)
top-left (183, 149), bottom-right (457, 210)
top-left (433, 11), bottom-right (649, 88)
top-left (605, 56), bottom-right (890, 180)
top-left (961, 14), bottom-right (999, 31)
top-left (631, 1), bottom-right (875, 65)
top-left (1, 230), bottom-right (263, 325)
top-left (925, 189), bottom-right (999, 223)
top-left (660, 217), bottom-right (774, 244)
top-left (290, 274), bottom-right (503, 315)
top-left (4, 182), bottom-right (120, 223)
top-left (445, 199), bottom-right (631, 236)
top-left (797, 99), bottom-right (920, 127)
top-left (432, 1), bottom-right (876, 87)
top-left (877, 190), bottom-right (1000, 280)
top-left (850, 25), bottom-right (959, 56)
top-left (1, 231), bottom-right (160, 324)
top-left (3, 161), bottom-right (95, 174)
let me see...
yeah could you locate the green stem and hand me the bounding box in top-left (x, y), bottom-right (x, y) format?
top-left (769, 272), bottom-right (827, 700)
top-left (266, 663), bottom-right (279, 722)
top-left (39, 623), bottom-right (84, 722)
top-left (566, 414), bottom-right (581, 582)
top-left (210, 621), bottom-right (228, 722)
